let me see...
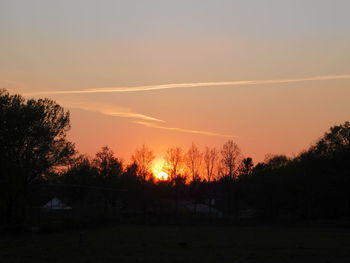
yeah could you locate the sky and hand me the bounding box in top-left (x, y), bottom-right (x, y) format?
top-left (1, 0), bottom-right (350, 163)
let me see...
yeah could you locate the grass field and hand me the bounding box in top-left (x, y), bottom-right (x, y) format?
top-left (1, 226), bottom-right (350, 262)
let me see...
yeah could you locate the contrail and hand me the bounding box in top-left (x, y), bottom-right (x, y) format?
top-left (134, 121), bottom-right (236, 138)
top-left (107, 112), bottom-right (164, 122)
top-left (24, 74), bottom-right (350, 96)
top-left (61, 99), bottom-right (230, 137)
top-left (59, 99), bottom-right (164, 122)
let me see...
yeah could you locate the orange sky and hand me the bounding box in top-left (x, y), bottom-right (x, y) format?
top-left (1, 1), bottom-right (350, 163)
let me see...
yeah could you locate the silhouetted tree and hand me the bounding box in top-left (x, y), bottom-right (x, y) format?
top-left (220, 140), bottom-right (241, 180)
top-left (164, 147), bottom-right (183, 183)
top-left (94, 146), bottom-right (123, 182)
top-left (219, 140), bottom-right (242, 223)
top-left (3, 89), bottom-right (350, 226)
top-left (0, 89), bottom-right (75, 223)
top-left (239, 157), bottom-right (254, 176)
top-left (185, 143), bottom-right (202, 182)
top-left (121, 163), bottom-right (139, 188)
top-left (264, 154), bottom-right (289, 169)
top-left (310, 121), bottom-right (350, 157)
top-left (203, 147), bottom-right (219, 222)
top-left (184, 143), bottom-right (202, 215)
top-left (203, 147), bottom-right (219, 182)
top-left (164, 147), bottom-right (184, 217)
top-left (93, 146), bottom-right (123, 211)
top-left (131, 144), bottom-right (155, 181)
top-left (61, 155), bottom-right (99, 206)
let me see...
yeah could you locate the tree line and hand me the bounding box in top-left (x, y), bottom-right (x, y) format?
top-left (1, 89), bottom-right (350, 226)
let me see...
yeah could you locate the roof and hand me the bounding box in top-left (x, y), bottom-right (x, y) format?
top-left (41, 197), bottom-right (72, 210)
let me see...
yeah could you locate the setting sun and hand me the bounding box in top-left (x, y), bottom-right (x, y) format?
top-left (152, 158), bottom-right (169, 181)
top-left (156, 171), bottom-right (169, 181)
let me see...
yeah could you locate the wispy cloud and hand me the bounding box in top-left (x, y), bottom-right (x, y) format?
top-left (28, 97), bottom-right (234, 138)
top-left (60, 99), bottom-right (164, 122)
top-left (24, 74), bottom-right (350, 96)
top-left (134, 121), bottom-right (236, 138)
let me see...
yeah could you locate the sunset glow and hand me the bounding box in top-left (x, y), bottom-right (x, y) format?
top-left (2, 2), bottom-right (350, 260)
top-left (156, 171), bottom-right (169, 181)
top-left (1, 0), bottom-right (350, 163)
top-left (152, 159), bottom-right (169, 181)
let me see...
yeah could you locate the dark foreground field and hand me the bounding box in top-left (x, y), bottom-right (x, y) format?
top-left (1, 226), bottom-right (350, 263)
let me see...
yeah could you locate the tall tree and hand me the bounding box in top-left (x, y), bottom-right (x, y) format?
top-left (164, 147), bottom-right (184, 216)
top-left (203, 146), bottom-right (219, 222)
top-left (131, 144), bottom-right (155, 181)
top-left (93, 146), bottom-right (123, 181)
top-left (203, 147), bottom-right (219, 182)
top-left (0, 89), bottom-right (75, 223)
top-left (220, 140), bottom-right (241, 180)
top-left (93, 146), bottom-right (123, 212)
top-left (219, 140), bottom-right (242, 223)
top-left (164, 146), bottom-right (184, 183)
top-left (184, 143), bottom-right (202, 216)
top-left (185, 143), bottom-right (203, 182)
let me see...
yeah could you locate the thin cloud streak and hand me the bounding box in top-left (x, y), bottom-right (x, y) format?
top-left (62, 99), bottom-right (231, 137)
top-left (134, 121), bottom-right (236, 138)
top-left (60, 99), bottom-right (164, 122)
top-left (67, 101), bottom-right (230, 138)
top-left (24, 74), bottom-right (350, 96)
top-left (107, 112), bottom-right (164, 122)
